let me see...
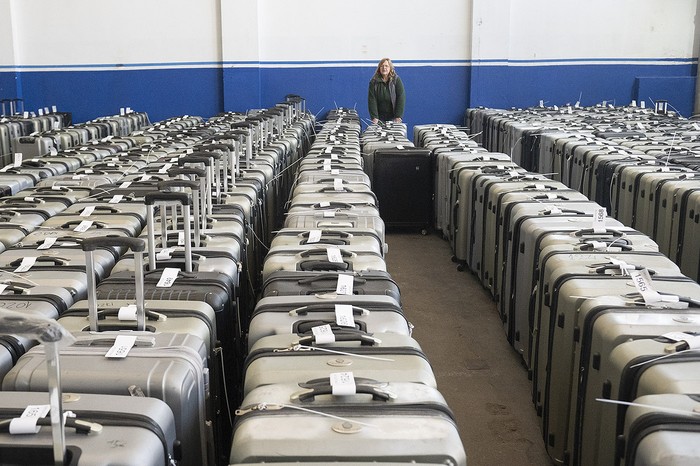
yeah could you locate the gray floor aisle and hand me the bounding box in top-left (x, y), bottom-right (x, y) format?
top-left (384, 232), bottom-right (552, 466)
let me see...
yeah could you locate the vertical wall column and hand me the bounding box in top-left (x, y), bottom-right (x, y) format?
top-left (220, 0), bottom-right (262, 111)
top-left (468, 0), bottom-right (512, 109)
top-left (0, 0), bottom-right (21, 103)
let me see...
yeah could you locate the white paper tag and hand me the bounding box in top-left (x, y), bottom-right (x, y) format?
top-left (14, 257), bottom-right (37, 273)
top-left (73, 220), bottom-right (93, 232)
top-left (120, 107), bottom-right (126, 116)
top-left (336, 273), bottom-right (354, 296)
top-left (333, 178), bottom-right (343, 191)
top-left (37, 108), bottom-right (43, 116)
top-left (324, 146), bottom-right (332, 154)
top-left (117, 304), bottom-right (138, 321)
top-left (80, 205), bottom-right (96, 217)
top-left (323, 211), bottom-right (336, 218)
top-left (312, 324), bottom-right (335, 344)
top-left (0, 284), bottom-right (8, 294)
top-left (588, 241), bottom-right (608, 251)
top-left (335, 304), bottom-right (355, 327)
top-left (178, 231), bottom-right (185, 246)
top-left (9, 417), bottom-right (41, 435)
top-left (140, 174), bottom-right (151, 182)
top-left (548, 206), bottom-right (563, 215)
top-left (51, 105), bottom-right (57, 113)
top-left (331, 169), bottom-right (340, 175)
top-left (49, 147), bottom-right (58, 156)
top-left (592, 207), bottom-right (607, 234)
top-left (319, 201), bottom-right (331, 208)
top-left (119, 181), bottom-right (132, 188)
top-left (13, 153), bottom-right (22, 167)
top-left (307, 230), bottom-right (322, 244)
top-left (21, 404), bottom-right (50, 420)
top-left (630, 269), bottom-right (663, 304)
top-left (71, 174), bottom-right (85, 180)
top-left (534, 184), bottom-right (546, 190)
top-left (108, 194), bottom-right (124, 204)
top-left (158, 163), bottom-right (173, 174)
top-left (396, 145), bottom-right (405, 150)
top-left (23, 111), bottom-right (29, 118)
top-left (327, 247), bottom-right (343, 263)
top-left (156, 267), bottom-right (180, 288)
top-left (156, 247), bottom-right (176, 261)
top-left (330, 154), bottom-right (339, 161)
top-left (37, 237), bottom-right (57, 250)
top-left (509, 170), bottom-right (520, 177)
top-left (105, 335), bottom-right (137, 359)
top-left (330, 371), bottom-right (356, 395)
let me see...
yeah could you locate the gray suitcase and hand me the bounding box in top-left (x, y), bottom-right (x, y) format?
top-left (262, 245), bottom-right (386, 284)
top-left (620, 394), bottom-right (700, 466)
top-left (270, 227), bottom-right (385, 257)
top-left (0, 391), bottom-right (180, 466)
top-left (3, 331), bottom-right (212, 466)
top-left (582, 332), bottom-right (700, 466)
top-left (231, 381), bottom-right (466, 465)
top-left (243, 331), bottom-right (436, 396)
top-left (248, 294), bottom-right (409, 352)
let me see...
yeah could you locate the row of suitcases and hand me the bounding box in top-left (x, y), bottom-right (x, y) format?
top-left (0, 105), bottom-right (147, 166)
top-left (466, 103), bottom-right (700, 283)
top-left (229, 107), bottom-right (467, 465)
top-left (418, 106), bottom-right (700, 465)
top-left (0, 97), bottom-right (317, 465)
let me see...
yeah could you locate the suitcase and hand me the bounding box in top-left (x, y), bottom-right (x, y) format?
top-left (231, 380), bottom-right (466, 465)
top-left (4, 330), bottom-right (212, 466)
top-left (534, 270), bottom-right (693, 465)
top-left (0, 391), bottom-right (180, 466)
top-left (0, 310), bottom-right (182, 466)
top-left (0, 335), bottom-right (35, 383)
top-left (371, 148), bottom-right (433, 232)
top-left (269, 227), bottom-right (385, 257)
top-left (261, 270), bottom-right (401, 303)
top-left (248, 294), bottom-right (409, 352)
top-left (620, 394), bottom-right (700, 466)
top-left (262, 245), bottom-right (386, 283)
top-left (284, 210), bottom-right (386, 251)
top-left (243, 331), bottom-right (436, 396)
top-left (582, 330), bottom-right (700, 466)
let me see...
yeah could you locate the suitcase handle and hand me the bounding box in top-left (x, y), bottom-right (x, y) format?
top-left (158, 179), bottom-right (199, 191)
top-left (300, 238), bottom-right (347, 246)
top-left (60, 220), bottom-right (106, 229)
top-left (144, 191), bottom-right (191, 206)
top-left (196, 143), bottom-right (234, 152)
top-left (290, 305), bottom-right (369, 316)
top-left (167, 167), bottom-right (207, 178)
top-left (593, 263), bottom-right (654, 274)
top-left (82, 237), bottom-right (146, 332)
top-left (292, 384), bottom-right (394, 402)
top-left (579, 242), bottom-right (633, 252)
top-left (0, 415), bottom-right (101, 435)
top-left (311, 201), bottom-right (355, 209)
top-left (297, 273), bottom-right (366, 285)
top-left (543, 209), bottom-right (586, 216)
top-left (574, 228), bottom-right (624, 237)
top-left (178, 154), bottom-right (213, 166)
top-left (300, 249), bottom-right (354, 258)
top-left (9, 256), bottom-right (68, 266)
top-left (299, 260), bottom-right (349, 272)
top-left (296, 332), bottom-right (380, 346)
top-left (300, 230), bottom-right (351, 239)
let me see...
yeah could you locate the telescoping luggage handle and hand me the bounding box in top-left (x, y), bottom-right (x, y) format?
top-left (158, 179), bottom-right (202, 246)
top-left (0, 309), bottom-right (86, 465)
top-left (144, 191), bottom-right (193, 273)
top-left (82, 236), bottom-right (146, 332)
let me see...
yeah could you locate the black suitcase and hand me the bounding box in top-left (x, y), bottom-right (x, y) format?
top-left (372, 148), bottom-right (433, 232)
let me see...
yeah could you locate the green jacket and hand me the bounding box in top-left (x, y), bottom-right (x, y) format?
top-left (368, 74), bottom-right (405, 121)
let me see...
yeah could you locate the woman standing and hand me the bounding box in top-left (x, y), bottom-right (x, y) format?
top-left (368, 58), bottom-right (405, 124)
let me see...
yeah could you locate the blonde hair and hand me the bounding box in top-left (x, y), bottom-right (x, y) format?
top-left (374, 58), bottom-right (397, 79)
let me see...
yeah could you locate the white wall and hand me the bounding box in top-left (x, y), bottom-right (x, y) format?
top-left (0, 0), bottom-right (17, 64)
top-left (223, 0), bottom-right (472, 64)
top-left (476, 0), bottom-right (700, 61)
top-left (4, 0), bottom-right (221, 67)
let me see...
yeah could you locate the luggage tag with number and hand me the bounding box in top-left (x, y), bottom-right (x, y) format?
top-left (9, 404), bottom-right (51, 434)
top-left (333, 178), bottom-right (343, 191)
top-left (330, 371), bottom-right (356, 395)
top-left (592, 207), bottom-right (607, 234)
top-left (327, 247), bottom-right (343, 263)
top-left (336, 274), bottom-right (354, 296)
top-left (108, 195), bottom-right (124, 204)
top-left (335, 304), bottom-right (355, 327)
top-left (105, 335), bottom-right (137, 359)
top-left (307, 230), bottom-right (322, 244)
top-left (156, 267), bottom-right (180, 288)
top-left (73, 220), bottom-right (93, 232)
top-left (312, 324), bottom-right (335, 344)
top-left (37, 237), bottom-right (58, 251)
top-left (14, 257), bottom-right (37, 273)
top-left (80, 206), bottom-right (96, 217)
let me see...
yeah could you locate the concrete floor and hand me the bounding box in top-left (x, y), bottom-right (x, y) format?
top-left (384, 232), bottom-right (553, 466)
